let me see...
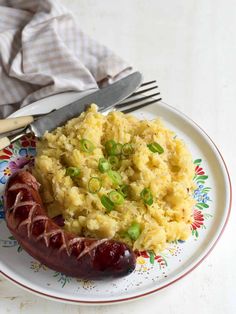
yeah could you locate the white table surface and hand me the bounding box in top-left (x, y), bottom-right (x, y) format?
top-left (1, 0), bottom-right (235, 313)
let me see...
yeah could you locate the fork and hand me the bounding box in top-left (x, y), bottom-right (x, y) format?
top-left (115, 80), bottom-right (161, 114)
top-left (0, 80), bottom-right (161, 149)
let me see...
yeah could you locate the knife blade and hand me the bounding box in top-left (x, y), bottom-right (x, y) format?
top-left (31, 72), bottom-right (142, 137)
top-left (0, 72), bottom-right (142, 150)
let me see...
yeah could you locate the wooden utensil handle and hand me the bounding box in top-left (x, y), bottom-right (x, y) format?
top-left (0, 116), bottom-right (34, 134)
top-left (0, 137), bottom-right (10, 150)
top-left (0, 127), bottom-right (30, 150)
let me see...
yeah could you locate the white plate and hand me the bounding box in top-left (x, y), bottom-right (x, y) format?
top-left (0, 94), bottom-right (231, 305)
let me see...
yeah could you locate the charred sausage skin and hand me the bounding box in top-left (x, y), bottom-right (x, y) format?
top-left (4, 170), bottom-right (136, 279)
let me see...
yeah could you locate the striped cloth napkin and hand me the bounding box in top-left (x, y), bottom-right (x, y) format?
top-left (0, 0), bottom-right (132, 118)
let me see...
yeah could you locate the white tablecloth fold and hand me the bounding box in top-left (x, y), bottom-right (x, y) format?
top-left (0, 0), bottom-right (132, 117)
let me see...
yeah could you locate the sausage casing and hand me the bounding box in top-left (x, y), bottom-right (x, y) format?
top-left (4, 171), bottom-right (136, 279)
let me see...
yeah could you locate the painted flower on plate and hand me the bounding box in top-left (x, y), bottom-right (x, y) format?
top-left (195, 165), bottom-right (205, 176)
top-left (191, 209), bottom-right (204, 230)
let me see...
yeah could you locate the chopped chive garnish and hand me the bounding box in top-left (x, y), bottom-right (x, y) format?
top-left (105, 140), bottom-right (116, 155)
top-left (101, 195), bottom-right (114, 212)
top-left (140, 188), bottom-right (153, 205)
top-left (98, 158), bottom-right (110, 173)
top-left (149, 250), bottom-right (155, 264)
top-left (108, 190), bottom-right (124, 205)
top-left (88, 177), bottom-right (102, 193)
top-left (111, 143), bottom-right (123, 155)
top-left (108, 155), bottom-right (121, 170)
top-left (147, 142), bottom-right (164, 154)
top-left (66, 167), bottom-right (80, 177)
top-left (122, 143), bottom-right (134, 156)
top-left (127, 222), bottom-right (141, 240)
top-left (118, 184), bottom-right (129, 198)
top-left (107, 170), bottom-right (122, 185)
top-left (80, 139), bottom-right (95, 153)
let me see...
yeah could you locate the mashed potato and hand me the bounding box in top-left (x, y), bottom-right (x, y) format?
top-left (34, 104), bottom-right (196, 254)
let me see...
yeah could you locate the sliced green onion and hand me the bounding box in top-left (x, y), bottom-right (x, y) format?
top-left (118, 184), bottom-right (129, 198)
top-left (101, 195), bottom-right (114, 212)
top-left (127, 222), bottom-right (141, 240)
top-left (80, 139), bottom-right (95, 153)
top-left (98, 158), bottom-right (110, 173)
top-left (107, 170), bottom-right (122, 185)
top-left (88, 177), bottom-right (102, 193)
top-left (147, 142), bottom-right (164, 154)
top-left (66, 167), bottom-right (80, 177)
top-left (108, 155), bottom-right (121, 170)
top-left (111, 143), bottom-right (123, 155)
top-left (108, 190), bottom-right (124, 205)
top-left (149, 250), bottom-right (155, 264)
top-left (140, 188), bottom-right (153, 205)
top-left (105, 140), bottom-right (116, 155)
top-left (122, 143), bottom-right (134, 156)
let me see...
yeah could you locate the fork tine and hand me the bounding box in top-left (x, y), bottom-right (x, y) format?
top-left (117, 78), bottom-right (161, 113)
top-left (127, 85), bottom-right (158, 98)
top-left (140, 80), bottom-right (156, 87)
top-left (116, 92), bottom-right (161, 108)
top-left (120, 97), bottom-right (162, 114)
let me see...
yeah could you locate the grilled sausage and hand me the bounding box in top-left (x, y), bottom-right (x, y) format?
top-left (4, 170), bottom-right (136, 279)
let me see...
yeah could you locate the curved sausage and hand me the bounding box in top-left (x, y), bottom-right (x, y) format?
top-left (4, 170), bottom-right (136, 279)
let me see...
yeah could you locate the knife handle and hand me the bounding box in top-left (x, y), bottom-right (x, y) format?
top-left (0, 116), bottom-right (34, 134)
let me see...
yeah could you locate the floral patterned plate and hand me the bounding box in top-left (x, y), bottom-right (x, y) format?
top-left (0, 96), bottom-right (231, 304)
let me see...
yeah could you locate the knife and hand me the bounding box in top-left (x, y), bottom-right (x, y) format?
top-left (0, 111), bottom-right (55, 135)
top-left (0, 72), bottom-right (142, 150)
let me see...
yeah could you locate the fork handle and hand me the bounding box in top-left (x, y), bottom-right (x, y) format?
top-left (0, 127), bottom-right (31, 150)
top-left (0, 116), bottom-right (34, 134)
top-left (0, 136), bottom-right (11, 150)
